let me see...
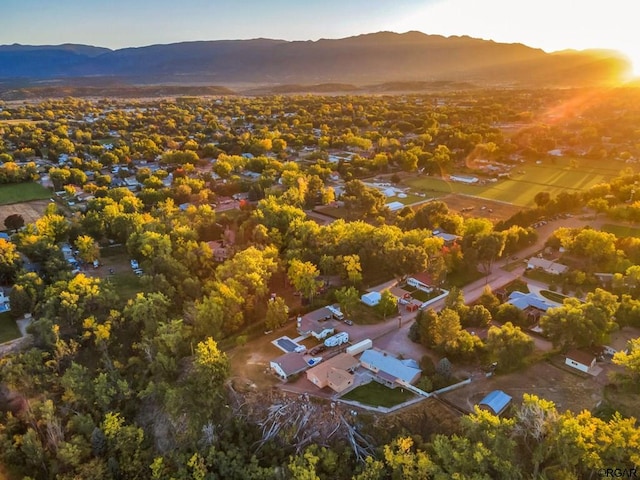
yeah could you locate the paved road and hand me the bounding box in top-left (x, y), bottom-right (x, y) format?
top-left (350, 215), bottom-right (604, 357)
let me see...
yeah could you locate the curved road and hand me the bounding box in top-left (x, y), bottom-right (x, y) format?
top-left (346, 215), bottom-right (602, 356)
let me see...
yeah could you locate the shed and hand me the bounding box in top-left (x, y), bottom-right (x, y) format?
top-left (361, 291), bottom-right (381, 307)
top-left (478, 390), bottom-right (512, 415)
top-left (565, 350), bottom-right (596, 373)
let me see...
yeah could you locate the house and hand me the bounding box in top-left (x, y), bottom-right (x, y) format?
top-left (506, 291), bottom-right (553, 323)
top-left (407, 272), bottom-right (434, 292)
top-left (450, 175), bottom-right (479, 184)
top-left (478, 390), bottom-right (512, 416)
top-left (270, 352), bottom-right (309, 380)
top-left (360, 349), bottom-right (421, 387)
top-left (297, 305), bottom-right (343, 339)
top-left (385, 201), bottom-right (404, 212)
top-left (565, 350), bottom-right (596, 373)
top-left (361, 291), bottom-right (381, 307)
top-left (526, 257), bottom-right (568, 275)
top-left (306, 353), bottom-right (360, 392)
top-left (432, 230), bottom-right (460, 247)
top-left (206, 240), bottom-right (230, 262)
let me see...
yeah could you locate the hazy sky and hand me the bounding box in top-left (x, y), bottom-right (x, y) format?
top-left (3, 0), bottom-right (639, 72)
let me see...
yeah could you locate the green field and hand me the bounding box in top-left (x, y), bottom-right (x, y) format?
top-left (0, 312), bottom-right (21, 343)
top-left (0, 183), bottom-right (52, 205)
top-left (601, 223), bottom-right (640, 238)
top-left (341, 381), bottom-right (415, 407)
top-left (406, 158), bottom-right (626, 207)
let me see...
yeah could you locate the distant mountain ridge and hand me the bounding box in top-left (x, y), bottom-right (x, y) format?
top-left (0, 31), bottom-right (631, 88)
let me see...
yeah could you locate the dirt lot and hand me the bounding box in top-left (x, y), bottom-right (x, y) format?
top-left (436, 193), bottom-right (522, 223)
top-left (0, 199), bottom-right (50, 227)
top-left (440, 358), bottom-right (606, 415)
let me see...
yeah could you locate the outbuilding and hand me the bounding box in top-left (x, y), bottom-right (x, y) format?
top-left (361, 291), bottom-right (381, 307)
top-left (565, 350), bottom-right (596, 373)
top-left (478, 390), bottom-right (512, 416)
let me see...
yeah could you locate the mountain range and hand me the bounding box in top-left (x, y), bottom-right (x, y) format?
top-left (0, 32), bottom-right (632, 93)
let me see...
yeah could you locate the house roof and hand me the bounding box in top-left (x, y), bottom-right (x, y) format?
top-left (410, 271), bottom-right (434, 286)
top-left (507, 291), bottom-right (553, 312)
top-left (307, 353), bottom-right (360, 386)
top-left (566, 349), bottom-right (596, 366)
top-left (271, 352), bottom-right (309, 376)
top-left (527, 257), bottom-right (568, 275)
top-left (327, 368), bottom-right (354, 391)
top-left (479, 390), bottom-right (512, 415)
top-left (361, 291), bottom-right (381, 302)
top-left (360, 349), bottom-right (421, 384)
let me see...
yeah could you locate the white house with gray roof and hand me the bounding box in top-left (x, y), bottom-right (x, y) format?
top-left (360, 349), bottom-right (421, 387)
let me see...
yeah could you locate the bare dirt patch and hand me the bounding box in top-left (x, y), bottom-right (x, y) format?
top-left (0, 199), bottom-right (50, 227)
top-left (440, 359), bottom-right (605, 415)
top-left (436, 193), bottom-right (522, 223)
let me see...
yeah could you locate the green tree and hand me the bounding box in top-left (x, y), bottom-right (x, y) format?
top-left (74, 235), bottom-right (100, 264)
top-left (288, 259), bottom-right (323, 302)
top-left (486, 322), bottom-right (534, 371)
top-left (376, 290), bottom-right (398, 319)
top-left (265, 296), bottom-right (289, 331)
top-left (334, 286), bottom-right (360, 318)
top-left (0, 238), bottom-right (21, 284)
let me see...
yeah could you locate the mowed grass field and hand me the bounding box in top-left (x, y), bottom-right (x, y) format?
top-left (406, 157), bottom-right (627, 207)
top-left (0, 183), bottom-right (52, 205)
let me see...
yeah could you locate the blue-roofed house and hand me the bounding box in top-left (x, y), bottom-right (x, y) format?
top-left (507, 291), bottom-right (554, 323)
top-left (360, 349), bottom-right (421, 387)
top-left (478, 390), bottom-right (512, 416)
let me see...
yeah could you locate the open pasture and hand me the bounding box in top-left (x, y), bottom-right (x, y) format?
top-left (406, 157), bottom-right (627, 207)
top-left (0, 183), bottom-right (52, 205)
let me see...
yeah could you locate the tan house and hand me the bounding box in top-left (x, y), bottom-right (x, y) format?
top-left (306, 353), bottom-right (360, 392)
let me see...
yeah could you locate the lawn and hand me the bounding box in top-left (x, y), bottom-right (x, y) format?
top-left (0, 183), bottom-right (52, 205)
top-left (406, 157), bottom-right (624, 207)
top-left (104, 272), bottom-right (143, 301)
top-left (601, 223), bottom-right (640, 238)
top-left (341, 381), bottom-right (415, 407)
top-left (0, 312), bottom-right (22, 343)
top-left (539, 289), bottom-right (572, 304)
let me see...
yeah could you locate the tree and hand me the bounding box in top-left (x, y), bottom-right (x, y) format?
top-left (486, 322), bottom-right (534, 371)
top-left (494, 303), bottom-right (528, 327)
top-left (376, 290), bottom-right (397, 319)
top-left (612, 337), bottom-right (640, 382)
top-left (541, 290), bottom-right (617, 350)
top-left (475, 232), bottom-right (505, 274)
top-left (477, 285), bottom-right (501, 316)
top-left (342, 254), bottom-right (362, 285)
top-left (429, 308), bottom-right (462, 349)
top-left (265, 296), bottom-right (289, 331)
top-left (464, 304), bottom-right (492, 328)
top-left (74, 235), bottom-right (100, 264)
top-left (534, 191), bottom-right (551, 208)
top-left (334, 286), bottom-right (359, 318)
top-left (4, 213), bottom-right (24, 232)
top-left (0, 238), bottom-right (21, 284)
top-left (288, 259), bottom-right (323, 302)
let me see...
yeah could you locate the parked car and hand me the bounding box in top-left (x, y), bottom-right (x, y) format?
top-left (344, 319), bottom-right (353, 326)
